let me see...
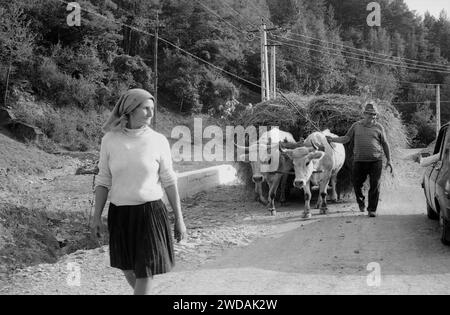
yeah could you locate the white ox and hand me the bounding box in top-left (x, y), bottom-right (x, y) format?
top-left (237, 129), bottom-right (297, 216)
top-left (281, 130), bottom-right (345, 219)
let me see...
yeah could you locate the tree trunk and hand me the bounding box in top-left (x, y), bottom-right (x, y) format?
top-left (3, 59), bottom-right (12, 108)
top-left (128, 27), bottom-right (132, 55)
top-left (179, 97), bottom-right (184, 113)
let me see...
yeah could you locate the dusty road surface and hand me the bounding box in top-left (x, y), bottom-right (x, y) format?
top-left (1, 149), bottom-right (450, 295)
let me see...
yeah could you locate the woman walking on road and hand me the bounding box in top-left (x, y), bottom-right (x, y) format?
top-left (91, 88), bottom-right (186, 295)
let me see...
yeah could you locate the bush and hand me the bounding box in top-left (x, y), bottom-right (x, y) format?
top-left (111, 55), bottom-right (153, 92)
top-left (31, 58), bottom-right (97, 110)
top-left (11, 94), bottom-right (105, 152)
top-left (50, 107), bottom-right (104, 151)
top-left (408, 104), bottom-right (436, 147)
top-left (50, 41), bottom-right (107, 84)
top-left (160, 49), bottom-right (204, 113)
top-left (199, 75), bottom-right (239, 116)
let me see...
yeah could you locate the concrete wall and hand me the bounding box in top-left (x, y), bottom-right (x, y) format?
top-left (162, 164), bottom-right (237, 207)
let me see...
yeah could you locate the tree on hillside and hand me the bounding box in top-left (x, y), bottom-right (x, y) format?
top-left (0, 1), bottom-right (36, 107)
top-left (383, 0), bottom-right (416, 37)
top-left (440, 76), bottom-right (450, 123)
top-left (266, 0), bottom-right (301, 26)
top-left (199, 72), bottom-right (239, 116)
top-left (429, 11), bottom-right (450, 61)
top-left (112, 0), bottom-right (159, 57)
top-left (21, 0), bottom-right (120, 48)
top-left (159, 49), bottom-right (205, 113)
top-left (111, 54), bottom-right (154, 93)
top-left (274, 0), bottom-right (347, 94)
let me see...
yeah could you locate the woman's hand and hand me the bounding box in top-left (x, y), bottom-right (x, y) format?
top-left (386, 161), bottom-right (394, 175)
top-left (91, 217), bottom-right (103, 239)
top-left (174, 219), bottom-right (187, 243)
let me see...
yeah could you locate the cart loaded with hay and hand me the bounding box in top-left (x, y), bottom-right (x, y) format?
top-left (233, 93), bottom-right (408, 205)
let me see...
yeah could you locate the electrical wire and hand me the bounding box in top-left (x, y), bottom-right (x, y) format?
top-left (201, 0), bottom-right (450, 84)
top-left (272, 34), bottom-right (450, 73)
top-left (247, 0), bottom-right (450, 71)
top-left (60, 0), bottom-right (450, 111)
top-left (57, 0), bottom-right (268, 91)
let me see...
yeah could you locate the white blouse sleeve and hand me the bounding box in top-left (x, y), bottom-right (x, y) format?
top-left (159, 136), bottom-right (178, 188)
top-left (95, 135), bottom-right (112, 190)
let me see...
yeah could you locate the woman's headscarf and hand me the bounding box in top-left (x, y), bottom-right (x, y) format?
top-left (102, 88), bottom-right (155, 133)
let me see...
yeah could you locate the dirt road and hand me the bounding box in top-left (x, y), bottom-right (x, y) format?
top-left (1, 150), bottom-right (450, 295)
top-left (152, 153), bottom-right (450, 295)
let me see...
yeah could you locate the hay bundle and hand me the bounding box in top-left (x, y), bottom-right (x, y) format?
top-left (308, 94), bottom-right (408, 153)
top-left (233, 94), bottom-right (309, 195)
top-left (307, 94), bottom-right (364, 136)
top-left (233, 93), bottom-right (409, 198)
top-left (234, 93), bottom-right (311, 141)
top-left (308, 94), bottom-right (408, 194)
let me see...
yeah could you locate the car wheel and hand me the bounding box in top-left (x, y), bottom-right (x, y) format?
top-left (441, 216), bottom-right (450, 246)
top-left (427, 202), bottom-right (439, 220)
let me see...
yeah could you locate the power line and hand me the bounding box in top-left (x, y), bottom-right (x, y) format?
top-left (58, 0), bottom-right (450, 125)
top-left (246, 0), bottom-right (275, 27)
top-left (243, 0), bottom-right (450, 72)
top-left (272, 36), bottom-right (450, 75)
top-left (57, 0), bottom-right (266, 92)
top-left (289, 48), bottom-right (450, 86)
top-left (393, 101), bottom-right (450, 104)
top-left (272, 34), bottom-right (450, 73)
top-left (198, 0), bottom-right (450, 87)
top-left (277, 89), bottom-right (322, 132)
top-left (62, 0), bottom-right (450, 102)
top-left (212, 2), bottom-right (446, 87)
top-left (214, 0), bottom-right (259, 29)
top-left (281, 51), bottom-right (446, 89)
top-left (192, 0), bottom-right (247, 34)
top-left (283, 30), bottom-right (450, 71)
top-left (202, 0), bottom-right (450, 82)
top-left (191, 2), bottom-right (317, 124)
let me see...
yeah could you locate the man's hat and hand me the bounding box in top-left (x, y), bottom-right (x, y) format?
top-left (364, 102), bottom-right (379, 115)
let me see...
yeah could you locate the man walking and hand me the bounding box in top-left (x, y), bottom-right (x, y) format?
top-left (326, 103), bottom-right (393, 218)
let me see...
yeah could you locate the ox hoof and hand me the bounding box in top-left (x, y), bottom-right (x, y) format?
top-left (320, 208), bottom-right (329, 215)
top-left (303, 212), bottom-right (312, 219)
top-left (269, 209), bottom-right (277, 216)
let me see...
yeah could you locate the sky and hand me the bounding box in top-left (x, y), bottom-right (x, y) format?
top-left (404, 0), bottom-right (450, 18)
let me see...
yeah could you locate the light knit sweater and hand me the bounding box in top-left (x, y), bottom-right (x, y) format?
top-left (95, 126), bottom-right (177, 206)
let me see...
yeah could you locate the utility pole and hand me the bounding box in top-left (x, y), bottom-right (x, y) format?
top-left (153, 9), bottom-right (162, 131)
top-left (263, 24), bottom-right (270, 101)
top-left (271, 45), bottom-right (276, 99)
top-left (436, 84), bottom-right (441, 135)
top-left (250, 21), bottom-right (278, 102)
top-left (260, 22), bottom-right (268, 102)
top-left (267, 44), bottom-right (281, 99)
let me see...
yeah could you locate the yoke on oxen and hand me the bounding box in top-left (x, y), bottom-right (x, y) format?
top-left (280, 130), bottom-right (346, 219)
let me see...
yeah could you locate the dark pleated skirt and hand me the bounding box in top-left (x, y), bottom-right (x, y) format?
top-left (107, 200), bottom-right (175, 279)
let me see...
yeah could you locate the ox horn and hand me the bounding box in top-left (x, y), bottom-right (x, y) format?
top-left (279, 142), bottom-right (288, 154)
top-left (258, 142), bottom-right (280, 150)
top-left (234, 142), bottom-right (250, 154)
